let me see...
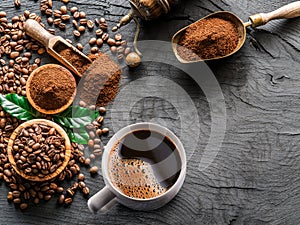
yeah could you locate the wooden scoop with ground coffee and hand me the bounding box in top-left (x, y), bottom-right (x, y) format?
top-left (24, 19), bottom-right (92, 77)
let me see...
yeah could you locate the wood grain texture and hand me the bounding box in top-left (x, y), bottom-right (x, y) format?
top-left (1, 0), bottom-right (300, 224)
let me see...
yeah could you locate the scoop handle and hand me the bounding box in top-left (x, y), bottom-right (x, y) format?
top-left (249, 1), bottom-right (300, 27)
top-left (24, 19), bottom-right (54, 47)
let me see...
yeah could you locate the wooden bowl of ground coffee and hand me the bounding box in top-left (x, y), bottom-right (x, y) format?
top-left (26, 64), bottom-right (76, 115)
top-left (7, 119), bottom-right (72, 182)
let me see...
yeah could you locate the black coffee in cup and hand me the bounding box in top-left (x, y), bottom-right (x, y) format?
top-left (108, 129), bottom-right (182, 199)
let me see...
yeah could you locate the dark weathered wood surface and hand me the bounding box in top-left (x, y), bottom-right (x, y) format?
top-left (1, 0), bottom-right (300, 224)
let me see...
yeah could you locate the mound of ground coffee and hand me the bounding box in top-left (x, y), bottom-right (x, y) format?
top-left (77, 53), bottom-right (121, 107)
top-left (29, 65), bottom-right (76, 110)
top-left (177, 17), bottom-right (239, 61)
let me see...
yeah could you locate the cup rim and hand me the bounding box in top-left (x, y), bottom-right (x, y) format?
top-left (102, 122), bottom-right (187, 202)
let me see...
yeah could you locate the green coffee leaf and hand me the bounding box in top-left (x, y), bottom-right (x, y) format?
top-left (0, 93), bottom-right (40, 121)
top-left (53, 106), bottom-right (98, 129)
top-left (66, 127), bottom-right (90, 145)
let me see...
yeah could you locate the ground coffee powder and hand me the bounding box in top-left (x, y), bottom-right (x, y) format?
top-left (29, 66), bottom-right (76, 110)
top-left (177, 17), bottom-right (239, 61)
top-left (77, 53), bottom-right (121, 107)
top-left (55, 46), bottom-right (91, 75)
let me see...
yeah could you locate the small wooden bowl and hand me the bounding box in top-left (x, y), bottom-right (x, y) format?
top-left (7, 119), bottom-right (71, 182)
top-left (26, 64), bottom-right (76, 115)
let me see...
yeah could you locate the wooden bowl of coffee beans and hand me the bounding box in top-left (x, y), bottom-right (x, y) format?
top-left (7, 119), bottom-right (72, 182)
top-left (26, 64), bottom-right (76, 115)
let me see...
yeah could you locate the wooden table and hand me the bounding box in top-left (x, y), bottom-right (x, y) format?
top-left (1, 0), bottom-right (300, 224)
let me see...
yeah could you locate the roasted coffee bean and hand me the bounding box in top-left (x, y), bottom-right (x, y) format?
top-left (53, 18), bottom-right (61, 26)
top-left (94, 148), bottom-right (102, 156)
top-left (89, 37), bottom-right (96, 45)
top-left (84, 158), bottom-right (91, 166)
top-left (100, 23), bottom-right (108, 30)
top-left (78, 181), bottom-right (86, 189)
top-left (45, 8), bottom-right (53, 16)
top-left (107, 38), bottom-right (116, 46)
top-left (70, 7), bottom-right (78, 14)
top-left (99, 17), bottom-right (106, 23)
top-left (44, 195), bottom-right (52, 201)
top-left (115, 33), bottom-right (122, 41)
top-left (56, 186), bottom-right (64, 193)
top-left (13, 190), bottom-right (21, 198)
top-left (20, 203), bottom-right (28, 210)
top-left (91, 47), bottom-right (98, 54)
top-left (72, 20), bottom-right (78, 28)
top-left (125, 47), bottom-right (131, 55)
top-left (61, 14), bottom-right (70, 21)
top-left (66, 188), bottom-right (75, 197)
top-left (0, 11), bottom-right (7, 17)
top-left (73, 30), bottom-right (80, 37)
top-left (87, 20), bottom-right (94, 29)
top-left (73, 11), bottom-right (80, 19)
top-left (53, 10), bottom-right (62, 18)
top-left (95, 29), bottom-right (103, 37)
top-left (102, 127), bottom-right (109, 134)
top-left (118, 54), bottom-right (124, 60)
top-left (102, 33), bottom-right (109, 41)
top-left (47, 28), bottom-right (55, 34)
top-left (96, 38), bottom-right (103, 47)
top-left (96, 129), bottom-right (102, 136)
top-left (76, 43), bottom-right (83, 51)
top-left (47, 17), bottom-right (53, 25)
top-left (13, 198), bottom-right (21, 204)
top-left (110, 46), bottom-right (117, 54)
top-left (82, 187), bottom-right (90, 195)
top-left (89, 166), bottom-right (99, 174)
top-left (57, 194), bottom-right (65, 205)
top-left (97, 116), bottom-right (104, 123)
top-left (60, 6), bottom-right (67, 14)
top-left (7, 192), bottom-right (13, 201)
top-left (80, 18), bottom-right (87, 25)
top-left (78, 26), bottom-right (85, 33)
top-left (79, 11), bottom-right (86, 18)
top-left (4, 169), bottom-right (12, 177)
top-left (79, 100), bottom-right (87, 107)
top-left (88, 139), bottom-right (94, 148)
top-left (14, 0), bottom-right (21, 8)
top-left (99, 107), bottom-right (106, 114)
top-left (78, 173), bottom-right (85, 181)
top-left (59, 23), bottom-right (66, 30)
top-left (117, 46), bottom-right (125, 53)
top-left (10, 51), bottom-right (20, 59)
top-left (33, 197), bottom-right (39, 204)
top-left (64, 197), bottom-right (72, 205)
top-left (89, 131), bottom-right (96, 139)
top-left (94, 144), bottom-right (101, 150)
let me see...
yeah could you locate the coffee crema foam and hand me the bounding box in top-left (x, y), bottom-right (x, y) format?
top-left (108, 143), bottom-right (167, 199)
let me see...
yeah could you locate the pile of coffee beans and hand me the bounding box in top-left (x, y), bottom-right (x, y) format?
top-left (0, 11), bottom-right (43, 96)
top-left (0, 0), bottom-right (123, 210)
top-left (39, 0), bottom-right (132, 60)
top-left (12, 123), bottom-right (66, 178)
top-left (0, 107), bottom-right (92, 209)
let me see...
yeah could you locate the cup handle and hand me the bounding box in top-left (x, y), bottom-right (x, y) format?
top-left (87, 186), bottom-right (117, 213)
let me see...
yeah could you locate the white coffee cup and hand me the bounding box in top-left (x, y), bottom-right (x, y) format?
top-left (87, 122), bottom-right (186, 213)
